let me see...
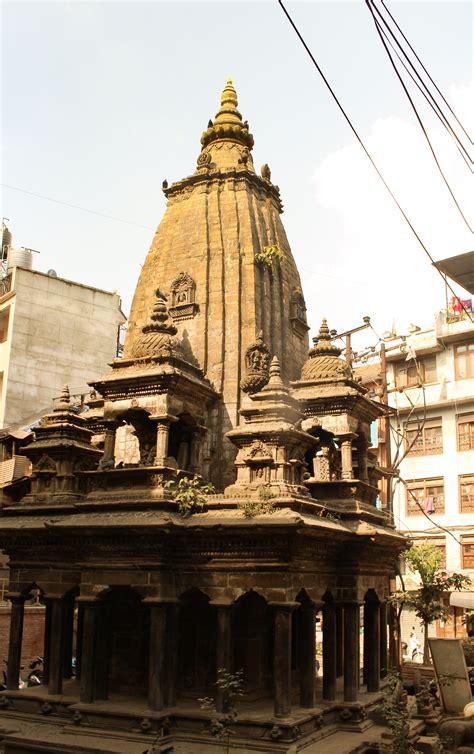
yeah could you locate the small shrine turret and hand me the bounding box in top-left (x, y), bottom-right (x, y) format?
top-left (226, 352), bottom-right (316, 498)
top-left (21, 386), bottom-right (101, 505)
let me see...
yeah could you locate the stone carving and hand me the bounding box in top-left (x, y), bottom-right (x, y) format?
top-left (36, 455), bottom-right (57, 473)
top-left (301, 320), bottom-right (352, 381)
top-left (270, 725), bottom-right (283, 740)
top-left (169, 272), bottom-right (199, 322)
top-left (244, 441), bottom-right (273, 462)
top-left (197, 150), bottom-right (211, 169)
top-left (240, 331), bottom-right (271, 394)
top-left (131, 290), bottom-right (185, 360)
top-left (72, 710), bottom-right (82, 725)
top-left (261, 163), bottom-right (271, 181)
top-left (41, 702), bottom-right (53, 715)
top-left (290, 289), bottom-right (310, 338)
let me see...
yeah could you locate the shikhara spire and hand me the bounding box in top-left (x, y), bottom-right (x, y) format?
top-left (200, 79), bottom-right (254, 151)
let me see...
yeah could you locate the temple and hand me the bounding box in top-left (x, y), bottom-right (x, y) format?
top-left (0, 82), bottom-right (406, 753)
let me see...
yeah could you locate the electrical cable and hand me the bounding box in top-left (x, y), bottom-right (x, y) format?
top-left (368, 1), bottom-right (473, 180)
top-left (380, 0), bottom-right (473, 146)
top-left (1, 184), bottom-right (154, 231)
top-left (369, 0), bottom-right (473, 167)
top-left (277, 0), bottom-right (473, 324)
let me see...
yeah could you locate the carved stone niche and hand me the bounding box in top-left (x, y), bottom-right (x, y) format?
top-left (169, 272), bottom-right (199, 322)
top-left (290, 289), bottom-right (310, 338)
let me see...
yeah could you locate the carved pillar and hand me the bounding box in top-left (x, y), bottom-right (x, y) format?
top-left (152, 415), bottom-right (177, 466)
top-left (336, 605), bottom-right (344, 678)
top-left (214, 603), bottom-right (232, 712)
top-left (343, 602), bottom-right (360, 702)
top-left (42, 598), bottom-right (52, 685)
top-left (6, 595), bottom-right (25, 690)
top-left (101, 422), bottom-right (117, 466)
top-left (148, 602), bottom-right (167, 711)
top-left (380, 601), bottom-right (388, 679)
top-left (94, 602), bottom-right (109, 700)
top-left (299, 602), bottom-right (317, 708)
top-left (165, 602), bottom-right (178, 707)
top-left (271, 603), bottom-right (297, 717)
top-left (323, 601), bottom-right (337, 701)
top-left (48, 597), bottom-right (65, 695)
top-left (364, 599), bottom-right (380, 692)
top-left (356, 438), bottom-right (369, 482)
top-left (340, 435), bottom-right (356, 480)
top-left (79, 600), bottom-right (98, 703)
top-left (75, 604), bottom-right (84, 681)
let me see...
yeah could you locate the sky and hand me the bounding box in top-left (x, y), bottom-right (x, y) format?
top-left (1, 1), bottom-right (473, 356)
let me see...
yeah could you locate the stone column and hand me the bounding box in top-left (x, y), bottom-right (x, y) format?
top-left (271, 602), bottom-right (297, 718)
top-left (336, 605), bottom-right (344, 678)
top-left (323, 601), bottom-right (337, 701)
top-left (61, 598), bottom-right (75, 679)
top-left (299, 602), bottom-right (317, 708)
top-left (380, 602), bottom-right (388, 679)
top-left (189, 426), bottom-right (206, 474)
top-left (94, 603), bottom-right (109, 700)
top-left (364, 600), bottom-right (380, 692)
top-left (6, 595), bottom-right (25, 690)
top-left (42, 598), bottom-right (52, 685)
top-left (165, 602), bottom-right (178, 707)
top-left (101, 422), bottom-right (117, 466)
top-left (214, 603), bottom-right (232, 713)
top-left (340, 435), bottom-right (356, 480)
top-left (152, 415), bottom-right (177, 466)
top-left (79, 600), bottom-right (98, 703)
top-left (343, 602), bottom-right (360, 702)
top-left (75, 604), bottom-right (84, 681)
top-left (48, 597), bottom-right (65, 695)
top-left (356, 438), bottom-right (369, 482)
top-left (148, 602), bottom-right (167, 711)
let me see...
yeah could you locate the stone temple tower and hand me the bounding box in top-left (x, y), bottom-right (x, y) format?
top-left (124, 80), bottom-right (309, 486)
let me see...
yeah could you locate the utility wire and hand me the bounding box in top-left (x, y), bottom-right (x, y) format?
top-left (380, 0), bottom-right (473, 146)
top-left (368, 0), bottom-right (473, 169)
top-left (366, 2), bottom-right (474, 233)
top-left (277, 0), bottom-right (473, 324)
top-left (1, 184), bottom-right (154, 231)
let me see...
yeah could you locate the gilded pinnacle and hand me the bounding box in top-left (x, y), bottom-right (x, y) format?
top-left (200, 80), bottom-right (254, 151)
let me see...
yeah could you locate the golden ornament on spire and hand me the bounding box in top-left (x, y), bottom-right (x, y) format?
top-left (200, 79), bottom-right (254, 151)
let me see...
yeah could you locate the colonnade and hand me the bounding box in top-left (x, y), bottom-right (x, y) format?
top-left (6, 590), bottom-right (391, 717)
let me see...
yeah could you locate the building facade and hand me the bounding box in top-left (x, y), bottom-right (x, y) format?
top-left (0, 246), bottom-right (125, 428)
top-left (380, 305), bottom-right (474, 650)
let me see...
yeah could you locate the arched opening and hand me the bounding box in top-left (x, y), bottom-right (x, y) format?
top-left (122, 409), bottom-right (156, 466)
top-left (177, 588), bottom-right (216, 695)
top-left (233, 591), bottom-right (273, 699)
top-left (101, 586), bottom-right (149, 696)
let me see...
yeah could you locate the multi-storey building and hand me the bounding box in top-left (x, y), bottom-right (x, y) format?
top-left (0, 228), bottom-right (126, 428)
top-left (382, 303), bottom-right (474, 649)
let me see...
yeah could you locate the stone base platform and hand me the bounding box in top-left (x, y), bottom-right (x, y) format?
top-left (0, 681), bottom-right (389, 754)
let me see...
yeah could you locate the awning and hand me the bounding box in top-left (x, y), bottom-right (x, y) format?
top-left (434, 251), bottom-right (474, 295)
top-left (450, 592), bottom-right (474, 609)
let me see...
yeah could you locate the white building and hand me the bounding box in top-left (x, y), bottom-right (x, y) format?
top-left (383, 304), bottom-right (474, 646)
top-left (0, 240), bottom-right (126, 428)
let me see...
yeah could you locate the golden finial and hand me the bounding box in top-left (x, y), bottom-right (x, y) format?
top-left (220, 79), bottom-right (238, 109)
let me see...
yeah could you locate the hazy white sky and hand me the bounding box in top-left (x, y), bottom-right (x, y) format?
top-left (2, 1), bottom-right (472, 353)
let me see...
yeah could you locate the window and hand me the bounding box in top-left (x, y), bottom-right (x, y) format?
top-left (395, 355), bottom-right (437, 387)
top-left (454, 341), bottom-right (474, 380)
top-left (405, 418), bottom-right (443, 455)
top-left (406, 478), bottom-right (444, 516)
top-left (460, 475), bottom-right (474, 514)
top-left (457, 413), bottom-right (474, 451)
top-left (0, 307), bottom-right (10, 343)
top-left (461, 536), bottom-right (474, 569)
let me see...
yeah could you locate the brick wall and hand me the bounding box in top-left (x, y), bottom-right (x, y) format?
top-left (0, 603), bottom-right (45, 681)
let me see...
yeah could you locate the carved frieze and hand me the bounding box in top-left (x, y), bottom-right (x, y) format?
top-left (290, 288), bottom-right (310, 338)
top-left (240, 331), bottom-right (270, 394)
top-left (169, 272), bottom-right (199, 322)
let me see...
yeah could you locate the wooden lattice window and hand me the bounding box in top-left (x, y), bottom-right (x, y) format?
top-left (454, 341), bottom-right (474, 380)
top-left (395, 355), bottom-right (437, 388)
top-left (457, 413), bottom-right (474, 451)
top-left (406, 478), bottom-right (444, 516)
top-left (460, 475), bottom-right (474, 514)
top-left (462, 536), bottom-right (474, 569)
top-left (405, 418), bottom-right (443, 456)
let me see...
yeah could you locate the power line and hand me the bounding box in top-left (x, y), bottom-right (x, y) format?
top-left (1, 183), bottom-right (155, 231)
top-left (277, 0), bottom-right (473, 324)
top-left (368, 1), bottom-right (473, 171)
top-left (366, 1), bottom-right (474, 233)
top-left (380, 0), bottom-right (473, 146)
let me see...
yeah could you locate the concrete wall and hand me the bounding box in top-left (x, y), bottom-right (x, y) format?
top-left (0, 267), bottom-right (125, 428)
